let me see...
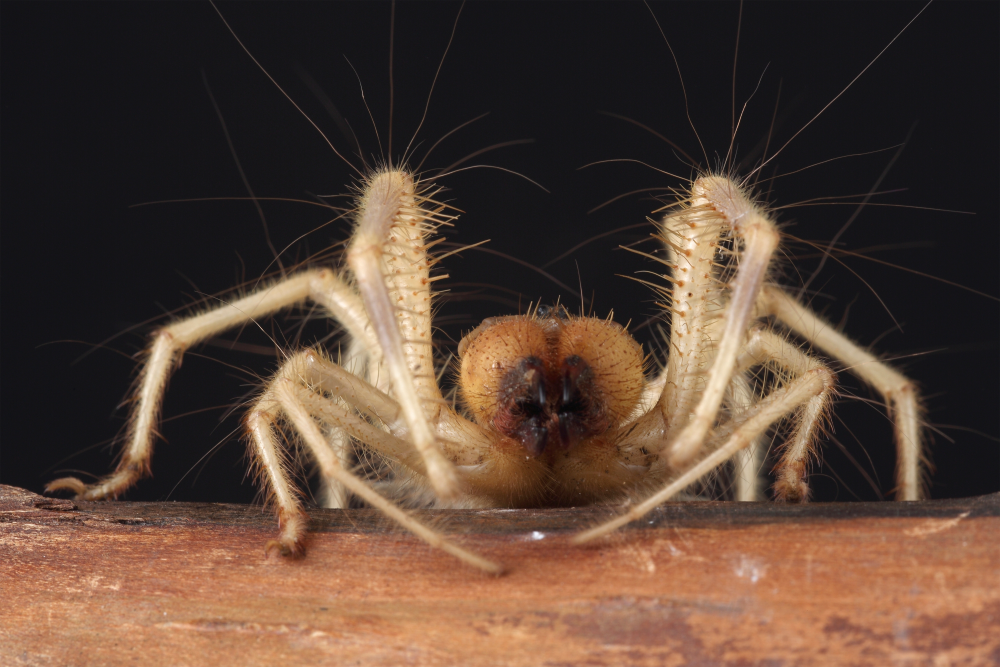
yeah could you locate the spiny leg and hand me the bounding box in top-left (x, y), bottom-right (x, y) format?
top-left (758, 285), bottom-right (925, 500)
top-left (573, 348), bottom-right (835, 544)
top-left (731, 327), bottom-right (837, 501)
top-left (289, 344), bottom-right (496, 466)
top-left (252, 348), bottom-right (422, 525)
top-left (48, 268), bottom-right (372, 500)
top-left (49, 167), bottom-right (463, 505)
top-left (267, 347), bottom-right (496, 506)
top-left (319, 336), bottom-right (368, 508)
top-left (657, 176), bottom-right (781, 468)
top-left (247, 353), bottom-right (500, 573)
top-left (727, 373), bottom-right (767, 501)
top-left (264, 348), bottom-right (422, 469)
top-left (347, 170), bottom-right (462, 500)
top-left (282, 383), bottom-right (500, 573)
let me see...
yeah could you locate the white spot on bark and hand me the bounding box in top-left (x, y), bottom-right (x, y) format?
top-left (903, 511), bottom-right (970, 537)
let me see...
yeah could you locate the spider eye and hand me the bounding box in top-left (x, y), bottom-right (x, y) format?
top-left (534, 303), bottom-right (569, 321)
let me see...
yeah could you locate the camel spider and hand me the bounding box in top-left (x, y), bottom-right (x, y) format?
top-left (47, 161), bottom-right (924, 572)
top-left (38, 3), bottom-right (996, 573)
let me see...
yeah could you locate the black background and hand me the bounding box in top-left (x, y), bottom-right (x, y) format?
top-left (3, 2), bottom-right (997, 505)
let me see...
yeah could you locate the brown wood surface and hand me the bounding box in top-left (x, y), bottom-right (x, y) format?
top-left (2, 484), bottom-right (997, 666)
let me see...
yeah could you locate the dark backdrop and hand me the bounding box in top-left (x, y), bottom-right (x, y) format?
top-left (3, 2), bottom-right (997, 505)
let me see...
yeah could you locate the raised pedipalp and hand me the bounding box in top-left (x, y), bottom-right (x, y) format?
top-left (348, 168), bottom-right (462, 500)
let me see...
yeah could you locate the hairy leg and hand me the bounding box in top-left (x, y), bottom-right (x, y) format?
top-left (649, 176), bottom-right (781, 471)
top-left (346, 171), bottom-right (461, 500)
top-left (246, 350), bottom-right (500, 573)
top-left (732, 327), bottom-right (837, 501)
top-left (48, 268), bottom-right (368, 500)
top-left (759, 286), bottom-right (924, 500)
top-left (727, 373), bottom-right (767, 502)
top-left (574, 344), bottom-right (835, 543)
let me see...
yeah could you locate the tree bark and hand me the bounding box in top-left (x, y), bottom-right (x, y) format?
top-left (2, 484), bottom-right (997, 666)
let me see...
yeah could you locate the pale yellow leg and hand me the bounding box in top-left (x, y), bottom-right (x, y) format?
top-left (732, 328), bottom-right (837, 501)
top-left (47, 268), bottom-right (372, 500)
top-left (574, 350), bottom-right (835, 544)
top-left (727, 373), bottom-right (767, 502)
top-left (245, 352), bottom-right (500, 573)
top-left (759, 286), bottom-right (925, 500)
top-left (662, 177), bottom-right (781, 468)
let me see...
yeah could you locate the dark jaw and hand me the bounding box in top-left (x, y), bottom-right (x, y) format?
top-left (495, 354), bottom-right (609, 457)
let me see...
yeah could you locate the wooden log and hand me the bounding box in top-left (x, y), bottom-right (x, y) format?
top-left (2, 484), bottom-right (997, 665)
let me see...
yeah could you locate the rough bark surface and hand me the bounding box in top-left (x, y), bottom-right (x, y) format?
top-left (2, 484), bottom-right (997, 666)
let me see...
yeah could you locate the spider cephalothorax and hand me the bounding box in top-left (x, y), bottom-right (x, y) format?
top-left (457, 308), bottom-right (648, 503)
top-left (459, 309), bottom-right (644, 455)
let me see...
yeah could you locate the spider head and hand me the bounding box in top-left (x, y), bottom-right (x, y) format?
top-left (458, 311), bottom-right (645, 457)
